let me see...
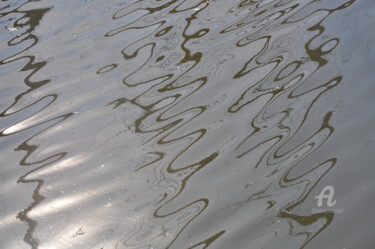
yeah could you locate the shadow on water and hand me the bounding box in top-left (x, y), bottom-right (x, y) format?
top-left (1, 0), bottom-right (375, 248)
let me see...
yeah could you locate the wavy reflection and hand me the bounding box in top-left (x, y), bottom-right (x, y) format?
top-left (1, 0), bottom-right (374, 248)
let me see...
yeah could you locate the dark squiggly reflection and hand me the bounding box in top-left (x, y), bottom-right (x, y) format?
top-left (0, 2), bottom-right (57, 249)
top-left (1, 0), bottom-right (375, 248)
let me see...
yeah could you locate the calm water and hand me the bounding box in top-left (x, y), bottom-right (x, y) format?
top-left (1, 0), bottom-right (375, 248)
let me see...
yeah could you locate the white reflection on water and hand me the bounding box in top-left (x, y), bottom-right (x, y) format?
top-left (0, 212), bottom-right (19, 230)
top-left (26, 155), bottom-right (89, 179)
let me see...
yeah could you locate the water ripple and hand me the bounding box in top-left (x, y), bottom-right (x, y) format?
top-left (1, 0), bottom-right (375, 248)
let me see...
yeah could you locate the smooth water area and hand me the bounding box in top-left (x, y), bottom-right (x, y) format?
top-left (1, 0), bottom-right (375, 248)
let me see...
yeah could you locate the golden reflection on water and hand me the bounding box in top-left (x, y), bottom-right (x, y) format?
top-left (1, 0), bottom-right (375, 248)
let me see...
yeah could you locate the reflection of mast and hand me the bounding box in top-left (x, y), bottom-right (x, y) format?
top-left (0, 4), bottom-right (53, 249)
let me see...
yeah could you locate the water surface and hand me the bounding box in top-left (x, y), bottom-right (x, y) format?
top-left (1, 0), bottom-right (375, 248)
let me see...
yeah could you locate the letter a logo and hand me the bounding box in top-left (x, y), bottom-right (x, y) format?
top-left (315, 185), bottom-right (336, 207)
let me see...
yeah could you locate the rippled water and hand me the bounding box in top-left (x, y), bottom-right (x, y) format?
top-left (1, 0), bottom-right (375, 248)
